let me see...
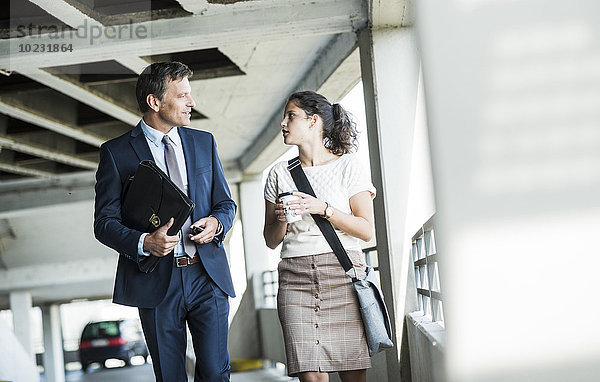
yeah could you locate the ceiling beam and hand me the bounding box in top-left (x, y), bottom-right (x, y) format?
top-left (0, 99), bottom-right (106, 147)
top-left (26, 0), bottom-right (150, 75)
top-left (1, 0), bottom-right (367, 71)
top-left (318, 48), bottom-right (362, 104)
top-left (0, 166), bottom-right (241, 218)
top-left (20, 68), bottom-right (140, 126)
top-left (0, 256), bottom-right (115, 294)
top-left (0, 134), bottom-right (98, 169)
top-left (26, 0), bottom-right (101, 28)
top-left (0, 160), bottom-right (59, 179)
top-left (114, 56), bottom-right (150, 74)
top-left (174, 0), bottom-right (210, 15)
top-left (0, 172), bottom-right (95, 218)
top-left (238, 31), bottom-right (360, 174)
top-left (371, 0), bottom-right (412, 28)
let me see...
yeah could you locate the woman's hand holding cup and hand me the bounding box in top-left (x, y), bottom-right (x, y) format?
top-left (289, 192), bottom-right (327, 216)
top-left (274, 197), bottom-right (288, 222)
top-left (278, 191), bottom-right (303, 223)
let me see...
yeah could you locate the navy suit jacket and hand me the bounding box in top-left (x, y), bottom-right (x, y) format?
top-left (94, 123), bottom-right (236, 308)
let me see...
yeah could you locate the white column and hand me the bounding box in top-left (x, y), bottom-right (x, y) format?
top-left (0, 319), bottom-right (40, 382)
top-left (359, 26), bottom-right (421, 380)
top-left (41, 304), bottom-right (65, 382)
top-left (238, 175), bottom-right (269, 307)
top-left (9, 291), bottom-right (35, 361)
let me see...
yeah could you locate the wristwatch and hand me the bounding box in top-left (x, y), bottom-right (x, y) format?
top-left (322, 202), bottom-right (334, 219)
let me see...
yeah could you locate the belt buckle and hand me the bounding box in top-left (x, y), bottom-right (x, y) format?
top-left (175, 257), bottom-right (188, 267)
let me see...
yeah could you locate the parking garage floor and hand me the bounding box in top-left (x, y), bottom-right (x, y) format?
top-left (40, 363), bottom-right (298, 382)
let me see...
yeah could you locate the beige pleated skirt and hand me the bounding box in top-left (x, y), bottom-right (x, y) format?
top-left (277, 250), bottom-right (371, 376)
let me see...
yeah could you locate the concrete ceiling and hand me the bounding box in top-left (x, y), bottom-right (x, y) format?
top-left (0, 0), bottom-right (408, 309)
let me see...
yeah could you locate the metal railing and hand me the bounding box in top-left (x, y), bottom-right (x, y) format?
top-left (261, 269), bottom-right (278, 308)
top-left (362, 246), bottom-right (378, 269)
top-left (411, 215), bottom-right (444, 325)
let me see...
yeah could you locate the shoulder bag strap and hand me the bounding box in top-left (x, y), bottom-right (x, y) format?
top-left (287, 157), bottom-right (356, 278)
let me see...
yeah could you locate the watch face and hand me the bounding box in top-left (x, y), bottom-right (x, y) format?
top-left (325, 206), bottom-right (333, 218)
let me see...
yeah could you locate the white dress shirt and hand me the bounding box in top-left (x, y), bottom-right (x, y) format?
top-left (136, 119), bottom-right (189, 257)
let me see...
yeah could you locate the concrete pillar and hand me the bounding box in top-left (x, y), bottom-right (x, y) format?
top-left (41, 304), bottom-right (65, 382)
top-left (239, 175), bottom-right (268, 279)
top-left (359, 26), bottom-right (421, 380)
top-left (238, 175), bottom-right (269, 307)
top-left (9, 291), bottom-right (35, 361)
top-left (226, 176), bottom-right (269, 361)
top-left (0, 318), bottom-right (40, 382)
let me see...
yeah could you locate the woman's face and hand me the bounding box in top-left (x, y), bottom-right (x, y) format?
top-left (280, 101), bottom-right (313, 146)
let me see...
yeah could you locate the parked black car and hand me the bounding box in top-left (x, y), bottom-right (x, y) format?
top-left (78, 319), bottom-right (148, 372)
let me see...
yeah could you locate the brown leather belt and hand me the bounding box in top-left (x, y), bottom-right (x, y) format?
top-left (174, 254), bottom-right (200, 268)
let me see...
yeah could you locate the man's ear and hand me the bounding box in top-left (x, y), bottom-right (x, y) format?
top-left (146, 94), bottom-right (161, 112)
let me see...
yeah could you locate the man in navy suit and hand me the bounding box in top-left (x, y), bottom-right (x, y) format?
top-left (94, 62), bottom-right (236, 381)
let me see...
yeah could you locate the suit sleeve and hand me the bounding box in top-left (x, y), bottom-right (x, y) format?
top-left (208, 134), bottom-right (236, 247)
top-left (93, 143), bottom-right (143, 261)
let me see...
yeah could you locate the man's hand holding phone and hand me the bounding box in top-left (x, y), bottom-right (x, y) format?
top-left (190, 225), bottom-right (204, 236)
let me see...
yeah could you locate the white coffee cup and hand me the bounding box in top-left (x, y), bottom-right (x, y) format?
top-left (278, 191), bottom-right (302, 223)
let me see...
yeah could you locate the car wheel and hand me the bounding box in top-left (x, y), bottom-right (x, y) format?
top-left (81, 363), bottom-right (88, 373)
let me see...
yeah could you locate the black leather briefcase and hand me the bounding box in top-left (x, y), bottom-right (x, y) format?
top-left (121, 160), bottom-right (194, 273)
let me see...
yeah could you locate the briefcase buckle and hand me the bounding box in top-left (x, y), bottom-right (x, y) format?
top-left (149, 213), bottom-right (161, 228)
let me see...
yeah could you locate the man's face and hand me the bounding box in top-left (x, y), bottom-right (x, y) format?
top-left (157, 77), bottom-right (195, 127)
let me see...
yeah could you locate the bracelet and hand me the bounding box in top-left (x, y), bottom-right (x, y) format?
top-left (321, 202), bottom-right (334, 219)
top-left (320, 202), bottom-right (329, 217)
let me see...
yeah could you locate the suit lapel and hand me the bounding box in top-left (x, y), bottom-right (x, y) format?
top-left (129, 122), bottom-right (153, 162)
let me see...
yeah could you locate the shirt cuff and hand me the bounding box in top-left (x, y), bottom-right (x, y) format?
top-left (138, 232), bottom-right (151, 257)
top-left (210, 215), bottom-right (224, 236)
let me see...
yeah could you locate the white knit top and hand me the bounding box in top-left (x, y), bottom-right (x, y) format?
top-left (264, 154), bottom-right (376, 258)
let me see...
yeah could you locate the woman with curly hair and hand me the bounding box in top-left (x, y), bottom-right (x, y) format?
top-left (263, 91), bottom-right (375, 382)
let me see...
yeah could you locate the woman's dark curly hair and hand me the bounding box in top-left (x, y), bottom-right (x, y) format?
top-left (287, 91), bottom-right (358, 155)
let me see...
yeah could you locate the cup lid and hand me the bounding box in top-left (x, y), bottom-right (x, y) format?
top-left (278, 190), bottom-right (298, 197)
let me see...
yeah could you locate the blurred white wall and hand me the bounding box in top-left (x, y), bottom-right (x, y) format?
top-left (0, 318), bottom-right (39, 382)
top-left (416, 1), bottom-right (600, 381)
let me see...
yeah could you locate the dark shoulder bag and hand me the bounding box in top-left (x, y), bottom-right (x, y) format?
top-left (287, 157), bottom-right (394, 356)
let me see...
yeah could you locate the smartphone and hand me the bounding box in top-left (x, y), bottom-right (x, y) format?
top-left (190, 225), bottom-right (204, 235)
